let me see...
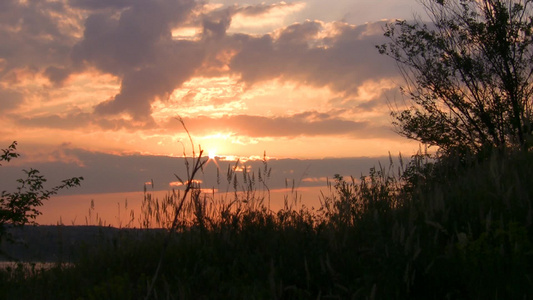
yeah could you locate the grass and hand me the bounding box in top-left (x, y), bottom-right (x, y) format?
top-left (1, 148), bottom-right (533, 299)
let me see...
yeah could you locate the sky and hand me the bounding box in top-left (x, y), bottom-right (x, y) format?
top-left (0, 0), bottom-right (425, 226)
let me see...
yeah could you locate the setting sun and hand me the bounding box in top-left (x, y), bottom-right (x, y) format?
top-left (208, 149), bottom-right (217, 160)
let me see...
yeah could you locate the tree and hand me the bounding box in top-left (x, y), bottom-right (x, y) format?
top-left (0, 141), bottom-right (83, 244)
top-left (378, 0), bottom-right (533, 155)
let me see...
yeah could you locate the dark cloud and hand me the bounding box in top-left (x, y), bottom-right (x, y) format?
top-left (0, 146), bottom-right (396, 194)
top-left (44, 66), bottom-right (71, 86)
top-left (328, 85), bottom-right (402, 113)
top-left (229, 21), bottom-right (396, 95)
top-left (71, 0), bottom-right (205, 121)
top-left (0, 0), bottom-right (81, 109)
top-left (14, 113), bottom-right (90, 130)
top-left (202, 8), bottom-right (232, 39)
top-left (92, 43), bottom-right (204, 122)
top-left (278, 21), bottom-right (323, 46)
top-left (0, 0), bottom-right (77, 79)
top-left (72, 0), bottom-right (195, 73)
top-left (68, 0), bottom-right (137, 10)
top-left (13, 111), bottom-right (155, 131)
top-left (0, 89), bottom-right (23, 112)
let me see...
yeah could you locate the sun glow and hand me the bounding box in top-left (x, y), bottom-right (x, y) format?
top-left (208, 149), bottom-right (217, 160)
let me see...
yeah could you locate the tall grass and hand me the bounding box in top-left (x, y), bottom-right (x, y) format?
top-left (1, 148), bottom-right (532, 299)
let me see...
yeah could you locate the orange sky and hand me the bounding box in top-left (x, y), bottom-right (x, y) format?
top-left (0, 0), bottom-right (425, 226)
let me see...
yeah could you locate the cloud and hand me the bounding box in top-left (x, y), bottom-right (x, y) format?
top-left (0, 88), bottom-right (23, 112)
top-left (67, 1), bottom-right (398, 123)
top-left (234, 2), bottom-right (304, 17)
top-left (178, 112), bottom-right (374, 138)
top-left (0, 0), bottom-right (81, 108)
top-left (14, 113), bottom-right (90, 129)
top-left (68, 0), bottom-right (136, 10)
top-left (0, 0), bottom-right (79, 73)
top-left (43, 66), bottom-right (71, 86)
top-left (0, 146), bottom-right (396, 194)
top-left (70, 0), bottom-right (204, 122)
top-left (228, 2), bottom-right (307, 33)
top-left (229, 20), bottom-right (396, 95)
top-left (12, 108), bottom-right (385, 139)
top-left (12, 111), bottom-right (158, 132)
top-left (0, 0), bottom-right (405, 145)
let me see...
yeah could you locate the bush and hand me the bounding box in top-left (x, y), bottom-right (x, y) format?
top-left (0, 141), bottom-right (83, 246)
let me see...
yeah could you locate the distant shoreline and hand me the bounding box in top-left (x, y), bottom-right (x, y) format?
top-left (1, 225), bottom-right (165, 263)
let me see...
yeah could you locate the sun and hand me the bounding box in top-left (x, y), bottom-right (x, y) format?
top-left (205, 148), bottom-right (221, 169)
top-left (207, 149), bottom-right (217, 160)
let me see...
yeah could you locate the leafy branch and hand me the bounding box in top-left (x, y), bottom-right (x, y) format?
top-left (0, 141), bottom-right (83, 245)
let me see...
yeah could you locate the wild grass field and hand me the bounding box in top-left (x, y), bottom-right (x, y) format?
top-left (1, 148), bottom-right (532, 299)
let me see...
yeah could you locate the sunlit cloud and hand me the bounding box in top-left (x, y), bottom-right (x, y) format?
top-left (228, 2), bottom-right (307, 34)
top-left (151, 76), bottom-right (246, 120)
top-left (171, 26), bottom-right (202, 41)
top-left (302, 177), bottom-right (329, 183)
top-left (230, 135), bottom-right (260, 146)
top-left (169, 179), bottom-right (203, 187)
top-left (178, 113), bottom-right (370, 138)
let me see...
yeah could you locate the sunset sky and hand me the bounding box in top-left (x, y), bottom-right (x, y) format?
top-left (0, 0), bottom-right (425, 225)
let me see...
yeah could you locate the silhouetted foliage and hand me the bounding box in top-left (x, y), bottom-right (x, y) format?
top-left (0, 141), bottom-right (83, 244)
top-left (378, 0), bottom-right (533, 155)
